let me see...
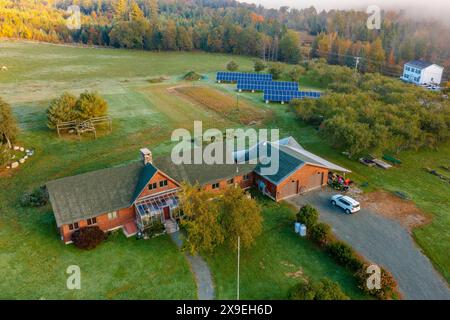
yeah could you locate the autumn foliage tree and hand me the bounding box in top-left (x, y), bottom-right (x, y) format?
top-left (178, 183), bottom-right (262, 254)
top-left (178, 183), bottom-right (225, 254)
top-left (219, 187), bottom-right (263, 250)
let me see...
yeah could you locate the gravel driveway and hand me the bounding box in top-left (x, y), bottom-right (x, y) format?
top-left (287, 190), bottom-right (450, 300)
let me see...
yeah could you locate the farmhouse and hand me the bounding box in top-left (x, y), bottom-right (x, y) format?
top-left (47, 137), bottom-right (350, 243)
top-left (400, 60), bottom-right (444, 85)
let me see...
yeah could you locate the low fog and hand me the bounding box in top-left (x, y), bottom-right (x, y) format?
top-left (240, 0), bottom-right (450, 24)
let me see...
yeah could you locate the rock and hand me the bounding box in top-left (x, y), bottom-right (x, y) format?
top-left (19, 158), bottom-right (26, 164)
top-left (24, 155), bottom-right (28, 160)
top-left (11, 162), bottom-right (19, 168)
top-left (19, 147), bottom-right (25, 152)
top-left (13, 146), bottom-right (20, 151)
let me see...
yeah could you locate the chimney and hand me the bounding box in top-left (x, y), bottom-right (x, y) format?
top-left (140, 148), bottom-right (152, 165)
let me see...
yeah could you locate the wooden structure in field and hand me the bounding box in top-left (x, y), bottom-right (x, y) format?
top-left (56, 116), bottom-right (112, 140)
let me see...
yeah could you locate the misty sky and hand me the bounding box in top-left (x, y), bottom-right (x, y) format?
top-left (238, 0), bottom-right (450, 21)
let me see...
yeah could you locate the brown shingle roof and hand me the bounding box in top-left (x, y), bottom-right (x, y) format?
top-left (47, 161), bottom-right (143, 227)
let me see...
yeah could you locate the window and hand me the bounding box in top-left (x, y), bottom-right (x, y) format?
top-left (148, 182), bottom-right (157, 190)
top-left (227, 178), bottom-right (234, 184)
top-left (159, 180), bottom-right (168, 187)
top-left (108, 211), bottom-right (118, 220)
top-left (68, 222), bottom-right (79, 231)
top-left (243, 174), bottom-right (250, 181)
top-left (87, 217), bottom-right (97, 225)
top-left (212, 182), bottom-right (220, 189)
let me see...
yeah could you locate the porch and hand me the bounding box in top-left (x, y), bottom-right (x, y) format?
top-left (134, 190), bottom-right (180, 233)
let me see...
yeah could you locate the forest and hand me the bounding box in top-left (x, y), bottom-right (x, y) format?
top-left (1, 0), bottom-right (449, 77)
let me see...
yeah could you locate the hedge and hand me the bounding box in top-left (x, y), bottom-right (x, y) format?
top-left (294, 204), bottom-right (401, 299)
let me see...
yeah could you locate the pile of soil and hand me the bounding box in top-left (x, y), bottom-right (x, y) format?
top-left (183, 71), bottom-right (202, 81)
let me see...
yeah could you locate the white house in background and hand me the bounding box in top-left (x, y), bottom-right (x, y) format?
top-left (400, 60), bottom-right (444, 85)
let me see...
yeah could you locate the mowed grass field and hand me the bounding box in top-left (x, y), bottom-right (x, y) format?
top-left (0, 41), bottom-right (447, 299)
top-left (0, 41), bottom-right (369, 299)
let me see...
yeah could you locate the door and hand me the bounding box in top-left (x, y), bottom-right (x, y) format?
top-left (280, 180), bottom-right (298, 199)
top-left (307, 172), bottom-right (324, 191)
top-left (163, 206), bottom-right (171, 220)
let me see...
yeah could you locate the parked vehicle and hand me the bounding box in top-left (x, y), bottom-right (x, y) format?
top-left (330, 195), bottom-right (361, 214)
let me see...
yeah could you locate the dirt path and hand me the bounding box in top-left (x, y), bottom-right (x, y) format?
top-left (170, 231), bottom-right (215, 300)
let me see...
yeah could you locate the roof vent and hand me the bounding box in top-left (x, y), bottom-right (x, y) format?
top-left (140, 148), bottom-right (152, 165)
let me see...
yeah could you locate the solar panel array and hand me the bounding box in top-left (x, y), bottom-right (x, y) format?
top-left (263, 90), bottom-right (321, 103)
top-left (216, 72), bottom-right (273, 82)
top-left (215, 71), bottom-right (322, 104)
top-left (237, 80), bottom-right (299, 92)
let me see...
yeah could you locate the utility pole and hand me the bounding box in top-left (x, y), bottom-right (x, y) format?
top-left (237, 236), bottom-right (240, 300)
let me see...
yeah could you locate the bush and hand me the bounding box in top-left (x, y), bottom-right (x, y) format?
top-left (327, 241), bottom-right (364, 271)
top-left (20, 186), bottom-right (49, 207)
top-left (288, 66), bottom-right (305, 81)
top-left (355, 264), bottom-right (399, 300)
top-left (268, 62), bottom-right (285, 80)
top-left (72, 226), bottom-right (106, 250)
top-left (144, 220), bottom-right (166, 238)
top-left (296, 204), bottom-right (319, 228)
top-left (47, 91), bottom-right (108, 128)
top-left (226, 60), bottom-right (239, 71)
top-left (183, 71), bottom-right (202, 81)
top-left (289, 278), bottom-right (349, 300)
top-left (309, 222), bottom-right (331, 246)
top-left (46, 92), bottom-right (78, 129)
top-left (254, 60), bottom-right (266, 72)
top-left (76, 91), bottom-right (108, 120)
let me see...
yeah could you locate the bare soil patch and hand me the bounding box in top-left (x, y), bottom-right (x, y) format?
top-left (356, 191), bottom-right (432, 231)
top-left (173, 85), bottom-right (271, 125)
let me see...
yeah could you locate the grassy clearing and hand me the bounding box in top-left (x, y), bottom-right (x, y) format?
top-left (206, 196), bottom-right (369, 300)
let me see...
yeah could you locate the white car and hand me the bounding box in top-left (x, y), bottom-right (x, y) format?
top-left (330, 195), bottom-right (361, 214)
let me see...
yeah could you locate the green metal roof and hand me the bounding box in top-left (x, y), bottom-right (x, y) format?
top-left (132, 163), bottom-right (158, 201)
top-left (253, 143), bottom-right (305, 185)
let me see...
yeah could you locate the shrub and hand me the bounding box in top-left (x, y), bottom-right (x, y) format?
top-left (288, 66), bottom-right (305, 81)
top-left (226, 60), bottom-right (239, 71)
top-left (254, 60), bottom-right (266, 72)
top-left (47, 91), bottom-right (108, 128)
top-left (72, 226), bottom-right (106, 250)
top-left (183, 71), bottom-right (202, 81)
top-left (20, 186), bottom-right (49, 207)
top-left (309, 222), bottom-right (331, 246)
top-left (268, 62), bottom-right (285, 80)
top-left (289, 278), bottom-right (349, 300)
top-left (46, 92), bottom-right (78, 129)
top-left (327, 241), bottom-right (364, 271)
top-left (144, 220), bottom-right (166, 238)
top-left (296, 204), bottom-right (319, 228)
top-left (76, 91), bottom-right (108, 120)
top-left (355, 264), bottom-right (399, 300)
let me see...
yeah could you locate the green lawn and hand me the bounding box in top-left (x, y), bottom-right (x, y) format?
top-left (206, 197), bottom-right (369, 300)
top-left (0, 41), bottom-right (448, 299)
